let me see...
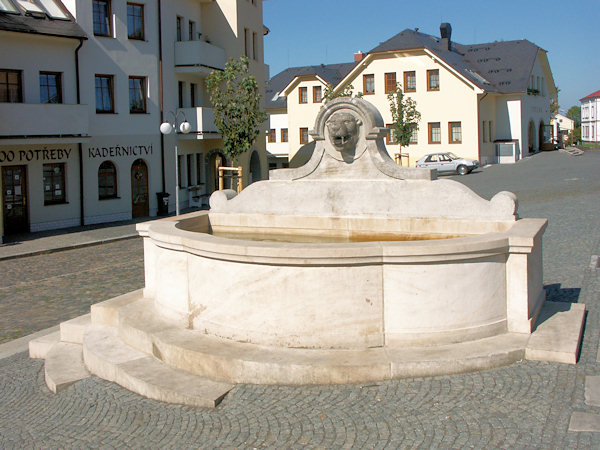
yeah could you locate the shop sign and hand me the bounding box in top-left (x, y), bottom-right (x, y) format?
top-left (0, 148), bottom-right (72, 163)
top-left (87, 144), bottom-right (153, 158)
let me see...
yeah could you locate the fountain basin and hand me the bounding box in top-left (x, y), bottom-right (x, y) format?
top-left (138, 210), bottom-right (546, 351)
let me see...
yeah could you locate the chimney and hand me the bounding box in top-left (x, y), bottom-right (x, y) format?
top-left (440, 23), bottom-right (452, 51)
top-left (354, 51), bottom-right (365, 62)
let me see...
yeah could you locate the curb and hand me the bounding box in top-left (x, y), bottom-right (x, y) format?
top-left (0, 234), bottom-right (139, 262)
top-left (0, 325), bottom-right (60, 360)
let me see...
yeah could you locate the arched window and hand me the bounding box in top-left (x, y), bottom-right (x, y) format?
top-left (98, 160), bottom-right (117, 199)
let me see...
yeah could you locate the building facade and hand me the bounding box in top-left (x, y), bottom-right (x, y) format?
top-left (266, 24), bottom-right (557, 168)
top-left (1, 0), bottom-right (268, 242)
top-left (580, 90), bottom-right (599, 143)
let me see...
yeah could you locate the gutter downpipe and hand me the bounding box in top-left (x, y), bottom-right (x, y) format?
top-left (75, 37), bottom-right (85, 226)
top-left (158, 0), bottom-right (166, 192)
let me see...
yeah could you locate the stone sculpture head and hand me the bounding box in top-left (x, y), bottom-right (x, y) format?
top-left (326, 111), bottom-right (362, 155)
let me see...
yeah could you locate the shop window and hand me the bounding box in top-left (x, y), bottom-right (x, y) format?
top-left (428, 122), bottom-right (441, 144)
top-left (299, 87), bottom-right (307, 104)
top-left (267, 129), bottom-right (276, 143)
top-left (313, 85), bottom-right (322, 103)
top-left (404, 71), bottom-right (416, 92)
top-left (128, 76), bottom-right (146, 113)
top-left (300, 127), bottom-right (308, 144)
top-left (95, 74), bottom-right (114, 113)
top-left (281, 128), bottom-right (288, 143)
top-left (98, 161), bottom-right (117, 199)
top-left (43, 163), bottom-right (66, 205)
top-left (363, 74), bottom-right (374, 94)
top-left (0, 69), bottom-right (22, 103)
top-left (127, 3), bottom-right (144, 40)
top-left (39, 72), bottom-right (62, 104)
top-left (93, 0), bottom-right (111, 37)
top-left (448, 122), bottom-right (462, 143)
top-left (384, 73), bottom-right (396, 94)
top-left (427, 69), bottom-right (440, 91)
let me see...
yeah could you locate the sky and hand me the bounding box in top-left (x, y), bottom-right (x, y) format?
top-left (263, 0), bottom-right (599, 111)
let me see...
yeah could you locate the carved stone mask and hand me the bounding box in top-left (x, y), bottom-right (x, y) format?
top-left (326, 112), bottom-right (361, 154)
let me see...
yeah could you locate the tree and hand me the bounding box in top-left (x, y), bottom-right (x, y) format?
top-left (387, 83), bottom-right (421, 149)
top-left (567, 105), bottom-right (581, 127)
top-left (206, 56), bottom-right (267, 159)
top-left (322, 83), bottom-right (362, 103)
top-left (550, 86), bottom-right (560, 115)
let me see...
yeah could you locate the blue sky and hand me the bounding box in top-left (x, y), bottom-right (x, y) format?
top-left (263, 0), bottom-right (599, 111)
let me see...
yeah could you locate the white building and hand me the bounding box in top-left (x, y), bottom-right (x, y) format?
top-left (551, 112), bottom-right (575, 147)
top-left (581, 90), bottom-right (599, 143)
top-left (1, 0), bottom-right (268, 242)
top-left (267, 24), bottom-right (557, 167)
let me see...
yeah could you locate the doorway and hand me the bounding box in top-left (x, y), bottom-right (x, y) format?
top-left (131, 159), bottom-right (149, 218)
top-left (2, 165), bottom-right (29, 235)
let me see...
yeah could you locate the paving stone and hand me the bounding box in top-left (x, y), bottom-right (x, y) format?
top-left (569, 411), bottom-right (600, 433)
top-left (585, 376), bottom-right (600, 407)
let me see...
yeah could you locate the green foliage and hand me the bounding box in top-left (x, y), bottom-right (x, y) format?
top-left (323, 83), bottom-right (362, 103)
top-left (567, 105), bottom-right (581, 127)
top-left (387, 83), bottom-right (421, 148)
top-left (206, 56), bottom-right (267, 159)
top-left (567, 126), bottom-right (581, 146)
top-left (550, 86), bottom-right (560, 115)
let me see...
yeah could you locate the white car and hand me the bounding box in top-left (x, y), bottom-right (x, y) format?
top-left (415, 152), bottom-right (479, 175)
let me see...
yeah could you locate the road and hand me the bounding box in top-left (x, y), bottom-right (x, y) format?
top-left (1, 150), bottom-right (599, 448)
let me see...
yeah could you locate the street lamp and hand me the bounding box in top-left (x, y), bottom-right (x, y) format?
top-left (160, 111), bottom-right (191, 216)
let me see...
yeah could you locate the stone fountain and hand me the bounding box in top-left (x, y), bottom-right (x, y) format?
top-left (31, 97), bottom-right (586, 407)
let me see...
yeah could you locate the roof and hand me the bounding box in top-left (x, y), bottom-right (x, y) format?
top-left (580, 90), bottom-right (600, 102)
top-left (368, 29), bottom-right (542, 94)
top-left (266, 62), bottom-right (356, 109)
top-left (0, 0), bottom-right (86, 40)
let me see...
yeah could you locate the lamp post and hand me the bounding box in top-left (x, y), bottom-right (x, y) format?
top-left (160, 111), bottom-right (191, 216)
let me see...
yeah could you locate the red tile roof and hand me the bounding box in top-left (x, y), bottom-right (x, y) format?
top-left (580, 90), bottom-right (600, 101)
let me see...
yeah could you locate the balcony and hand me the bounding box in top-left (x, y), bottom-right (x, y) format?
top-left (174, 40), bottom-right (226, 73)
top-left (0, 103), bottom-right (89, 142)
top-left (178, 107), bottom-right (220, 140)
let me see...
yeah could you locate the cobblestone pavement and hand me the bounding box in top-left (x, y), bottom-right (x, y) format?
top-left (1, 151), bottom-right (600, 448)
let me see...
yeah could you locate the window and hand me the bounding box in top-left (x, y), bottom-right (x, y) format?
top-left (190, 83), bottom-right (196, 107)
top-left (127, 3), bottom-right (144, 40)
top-left (39, 72), bottom-right (62, 104)
top-left (281, 128), bottom-right (288, 143)
top-left (384, 73), bottom-right (396, 94)
top-left (0, 0), bottom-right (18, 13)
top-left (187, 154), bottom-right (193, 186)
top-left (95, 74), bottom-right (114, 113)
top-left (428, 122), bottom-right (441, 144)
top-left (178, 81), bottom-right (184, 108)
top-left (38, 0), bottom-right (69, 19)
top-left (252, 31), bottom-right (257, 60)
top-left (0, 69), bottom-right (22, 103)
top-left (409, 125), bottom-right (418, 144)
top-left (43, 163), bottom-right (66, 205)
top-left (98, 161), bottom-right (117, 199)
top-left (482, 121), bottom-right (487, 143)
top-left (313, 85), bottom-right (322, 103)
top-left (267, 129), bottom-right (276, 143)
top-left (385, 124), bottom-right (397, 145)
top-left (448, 122), bottom-right (462, 143)
top-left (404, 71), bottom-right (416, 92)
top-left (300, 127), bottom-right (309, 144)
top-left (299, 86), bottom-right (307, 104)
top-left (177, 154), bottom-right (183, 186)
top-left (93, 0), bottom-right (111, 36)
top-left (363, 74), bottom-right (374, 94)
top-left (244, 28), bottom-right (250, 57)
top-left (188, 20), bottom-right (195, 41)
top-left (427, 69), bottom-right (439, 91)
top-left (176, 16), bottom-right (182, 41)
top-left (195, 153), bottom-right (203, 184)
top-left (128, 76), bottom-right (146, 113)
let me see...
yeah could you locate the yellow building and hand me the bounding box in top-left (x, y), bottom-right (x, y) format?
top-left (266, 23), bottom-right (557, 168)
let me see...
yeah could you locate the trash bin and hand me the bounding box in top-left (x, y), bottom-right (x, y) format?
top-left (156, 192), bottom-right (170, 216)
